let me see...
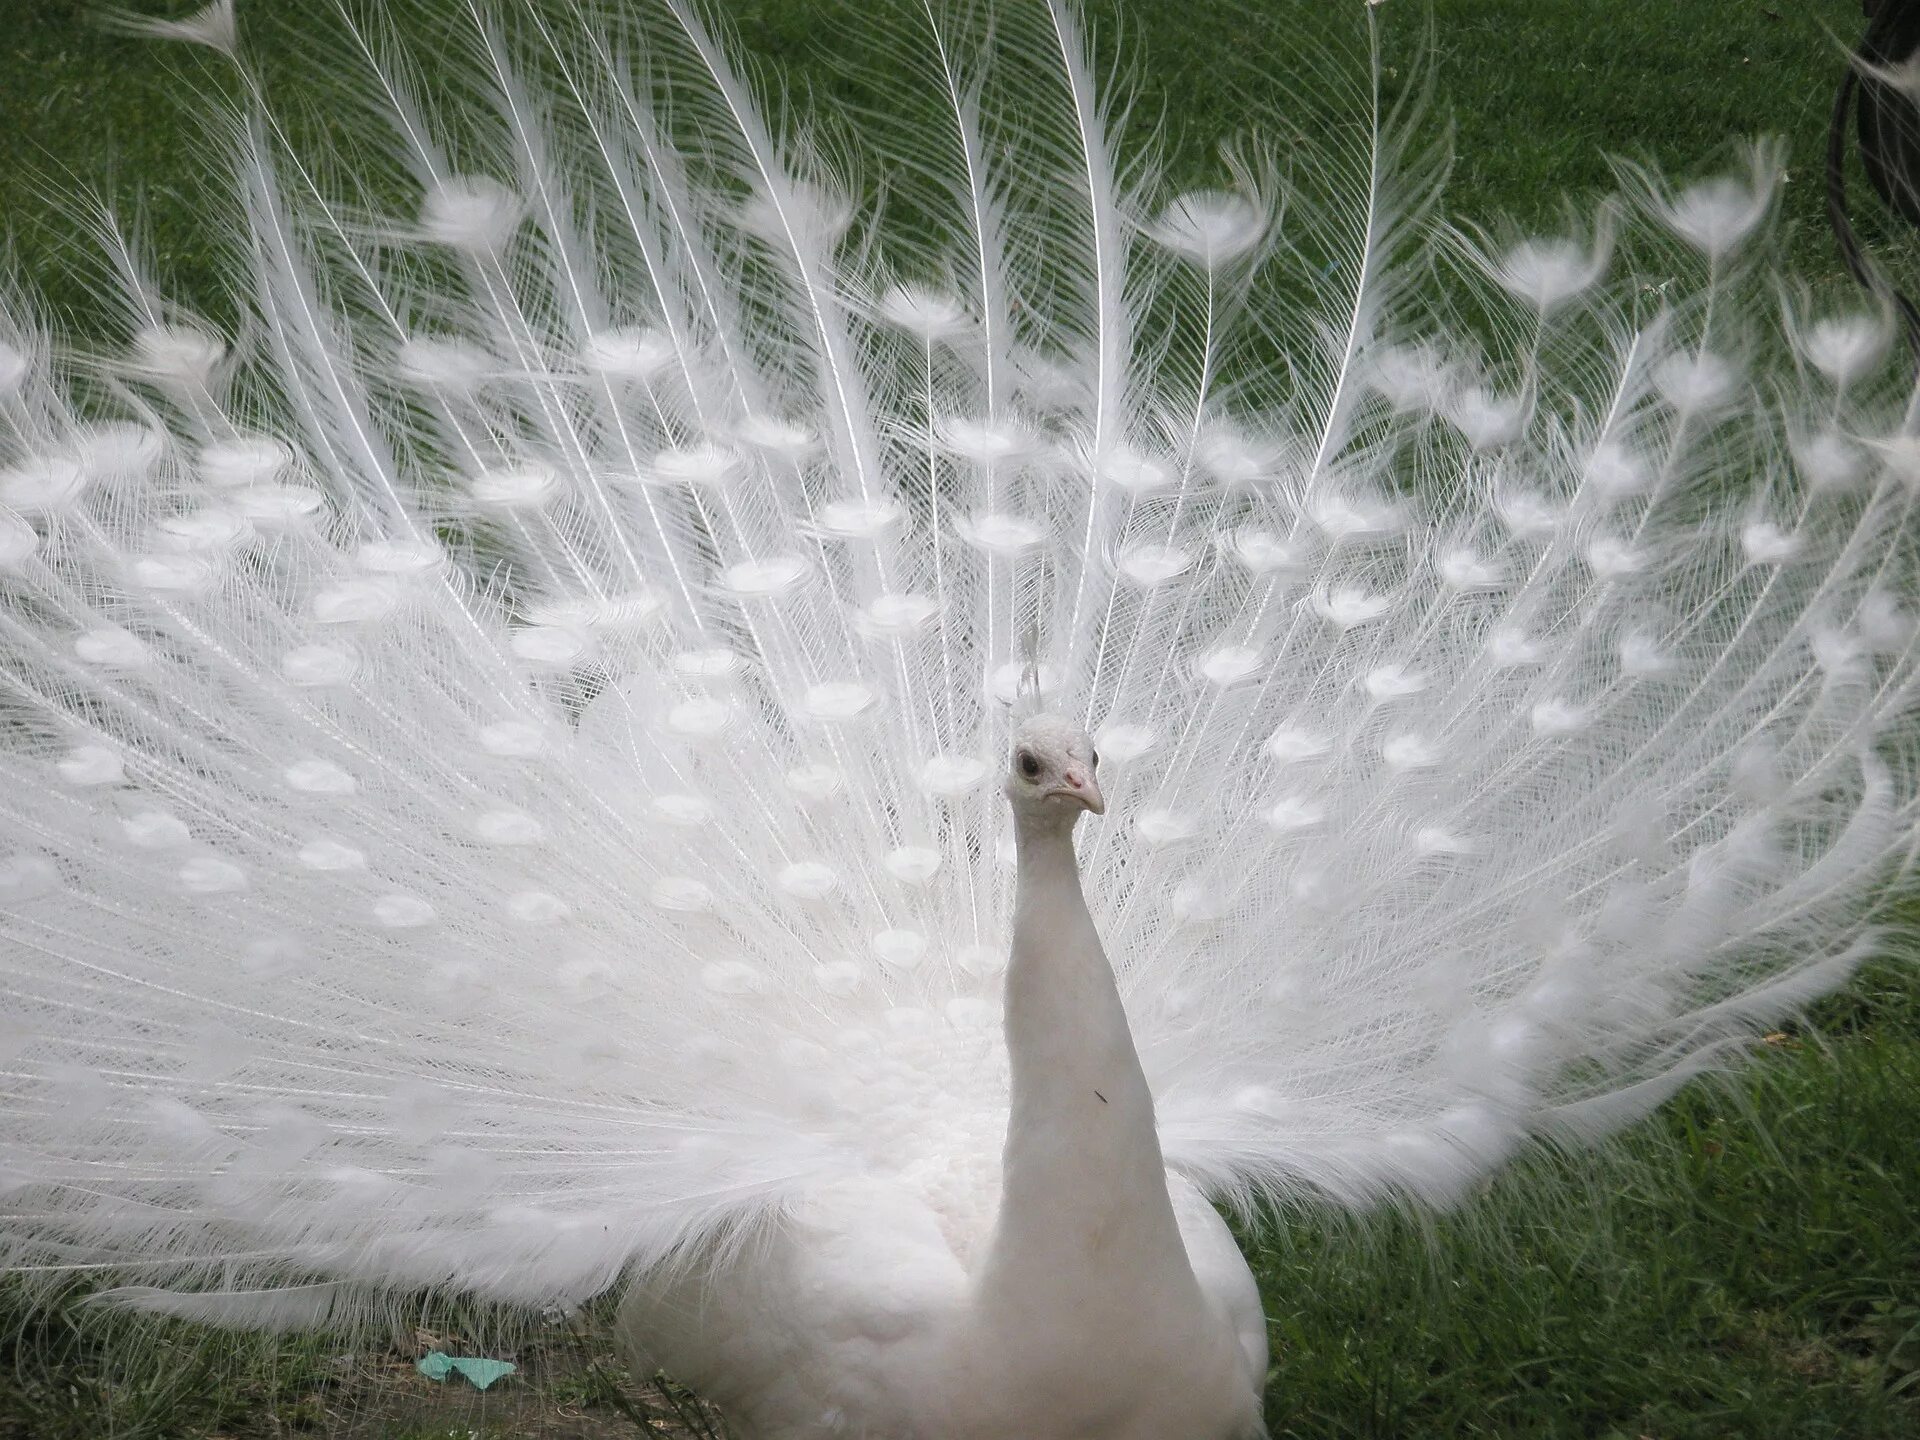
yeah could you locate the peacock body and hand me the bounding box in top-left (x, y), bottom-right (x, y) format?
top-left (1, 1), bottom-right (1916, 1434)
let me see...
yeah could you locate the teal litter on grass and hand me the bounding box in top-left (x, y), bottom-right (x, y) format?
top-left (416, 1351), bottom-right (517, 1390)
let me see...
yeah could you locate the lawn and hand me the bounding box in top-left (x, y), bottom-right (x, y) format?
top-left (1, 1), bottom-right (1916, 1436)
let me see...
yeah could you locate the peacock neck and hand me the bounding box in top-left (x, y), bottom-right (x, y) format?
top-left (973, 806), bottom-right (1204, 1331)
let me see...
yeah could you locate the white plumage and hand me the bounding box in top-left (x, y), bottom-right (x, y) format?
top-left (1, 0), bottom-right (1916, 1434)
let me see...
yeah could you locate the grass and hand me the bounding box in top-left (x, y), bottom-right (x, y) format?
top-left (1253, 962), bottom-right (1920, 1438)
top-left (0, 1288), bottom-right (731, 1438)
top-left (2, 0), bottom-right (1918, 1436)
top-left (0, 0), bottom-right (1896, 310)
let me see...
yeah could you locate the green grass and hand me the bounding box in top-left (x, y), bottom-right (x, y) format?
top-left (1253, 963), bottom-right (1920, 1438)
top-left (0, 0), bottom-right (1894, 311)
top-left (2, 0), bottom-right (1918, 1436)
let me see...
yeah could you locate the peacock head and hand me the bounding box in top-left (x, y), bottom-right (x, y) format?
top-left (1005, 714), bottom-right (1104, 819)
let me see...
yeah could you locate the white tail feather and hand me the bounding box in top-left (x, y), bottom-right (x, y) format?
top-left (1, 0), bottom-right (1915, 1327)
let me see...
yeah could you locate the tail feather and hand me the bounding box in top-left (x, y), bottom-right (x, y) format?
top-left (0, 0), bottom-right (1914, 1315)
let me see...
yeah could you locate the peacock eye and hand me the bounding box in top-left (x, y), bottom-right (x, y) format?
top-left (1017, 749), bottom-right (1041, 779)
top-left (1090, 748), bottom-right (1100, 769)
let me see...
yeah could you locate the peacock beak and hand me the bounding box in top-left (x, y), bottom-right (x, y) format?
top-left (1053, 769), bottom-right (1105, 815)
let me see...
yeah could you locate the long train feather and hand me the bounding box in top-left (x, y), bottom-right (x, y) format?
top-left (1, 0), bottom-right (1914, 1340)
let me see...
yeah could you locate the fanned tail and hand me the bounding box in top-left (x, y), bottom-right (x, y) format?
top-left (0, 0), bottom-right (1915, 1328)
